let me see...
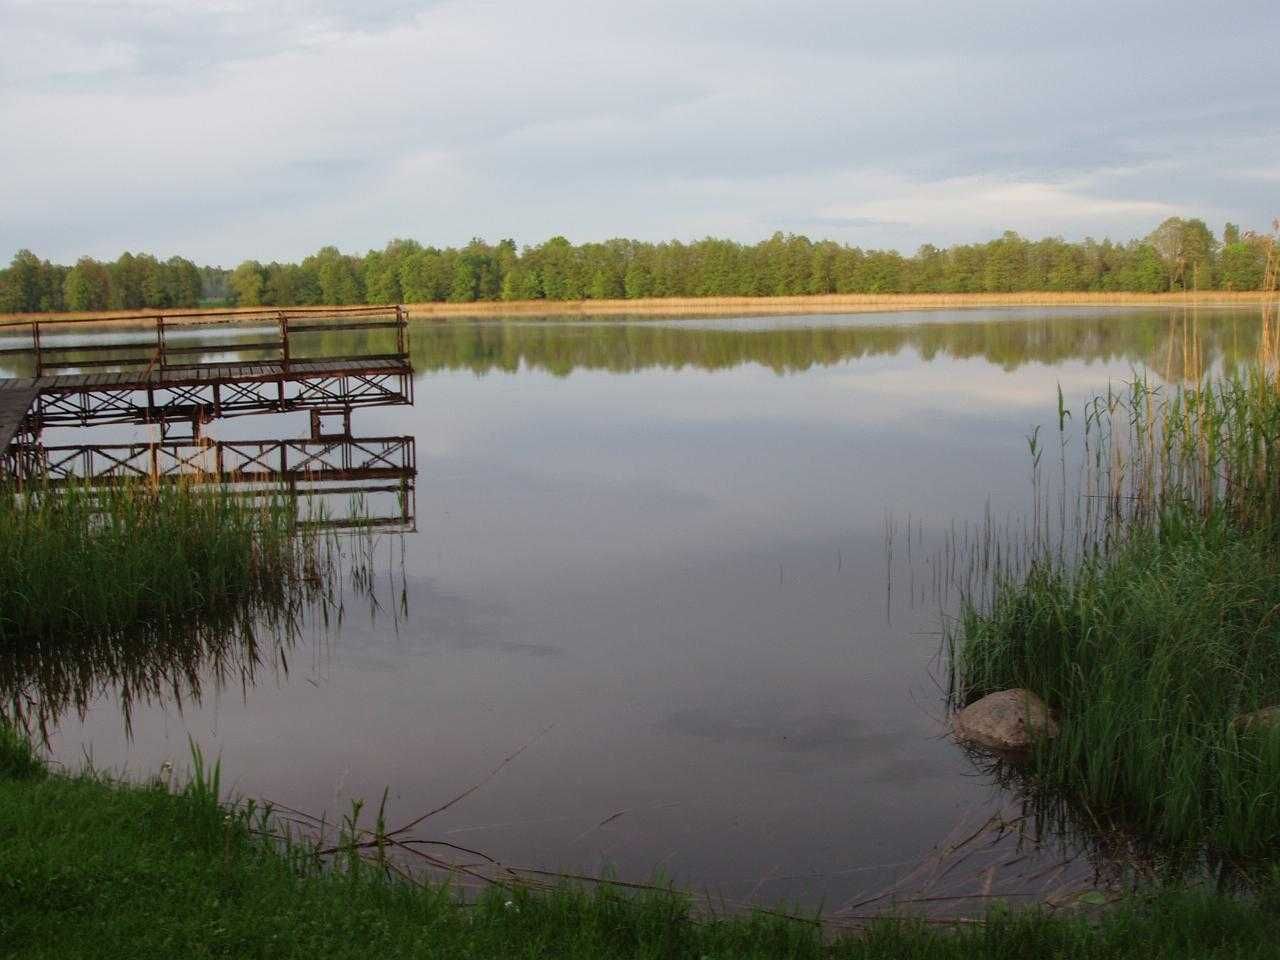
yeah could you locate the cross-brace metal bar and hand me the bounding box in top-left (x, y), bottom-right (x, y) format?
top-left (25, 362), bottom-right (413, 430)
top-left (10, 435), bottom-right (416, 486)
top-left (6, 434), bottom-right (418, 532)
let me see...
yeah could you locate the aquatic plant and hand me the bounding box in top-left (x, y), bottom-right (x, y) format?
top-left (950, 296), bottom-right (1280, 870)
top-left (0, 480), bottom-right (314, 642)
top-left (0, 479), bottom-right (383, 737)
top-left (956, 511), bottom-right (1280, 870)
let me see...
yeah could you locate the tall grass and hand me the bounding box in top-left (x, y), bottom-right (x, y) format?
top-left (0, 480), bottom-right (314, 642)
top-left (950, 304), bottom-right (1280, 871)
top-left (0, 480), bottom-right (341, 736)
top-left (956, 512), bottom-right (1280, 869)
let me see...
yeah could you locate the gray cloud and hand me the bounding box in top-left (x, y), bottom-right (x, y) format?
top-left (1, 0), bottom-right (1276, 264)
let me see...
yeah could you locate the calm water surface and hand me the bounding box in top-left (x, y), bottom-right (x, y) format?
top-left (26, 306), bottom-right (1268, 906)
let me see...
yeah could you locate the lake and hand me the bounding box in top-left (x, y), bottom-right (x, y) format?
top-left (14, 305), bottom-right (1267, 910)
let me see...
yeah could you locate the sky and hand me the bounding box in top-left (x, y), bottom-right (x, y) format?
top-left (2, 0), bottom-right (1277, 266)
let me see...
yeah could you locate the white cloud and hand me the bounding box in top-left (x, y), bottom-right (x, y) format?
top-left (824, 174), bottom-right (1181, 239)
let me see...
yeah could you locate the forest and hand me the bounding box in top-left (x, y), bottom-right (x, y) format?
top-left (0, 217), bottom-right (1272, 314)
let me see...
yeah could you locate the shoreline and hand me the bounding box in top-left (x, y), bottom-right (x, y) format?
top-left (0, 290), bottom-right (1270, 329)
top-left (4, 726), bottom-right (1280, 957)
top-left (408, 290), bottom-right (1272, 319)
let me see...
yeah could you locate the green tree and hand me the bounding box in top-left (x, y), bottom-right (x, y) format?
top-left (363, 250), bottom-right (402, 304)
top-left (1148, 217), bottom-right (1217, 290)
top-left (164, 257), bottom-right (203, 307)
top-left (108, 253), bottom-right (148, 310)
top-left (448, 257), bottom-right (478, 302)
top-left (983, 232), bottom-right (1029, 292)
top-left (63, 257), bottom-right (111, 310)
top-left (7, 215), bottom-right (1280, 315)
top-left (6, 250), bottom-right (45, 312)
top-left (623, 258), bottom-right (654, 299)
top-left (401, 250), bottom-right (448, 302)
top-left (303, 247), bottom-right (364, 305)
top-left (230, 261), bottom-right (266, 306)
top-left (1219, 240), bottom-right (1266, 291)
top-left (138, 255), bottom-right (167, 308)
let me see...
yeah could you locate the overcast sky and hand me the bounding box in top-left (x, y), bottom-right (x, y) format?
top-left (2, 0), bottom-right (1277, 266)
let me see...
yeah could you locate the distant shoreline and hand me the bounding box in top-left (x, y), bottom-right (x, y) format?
top-left (0, 290), bottom-right (1271, 328)
top-left (408, 290), bottom-right (1273, 319)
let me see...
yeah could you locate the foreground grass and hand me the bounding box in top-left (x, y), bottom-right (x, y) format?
top-left (3, 730), bottom-right (1280, 958)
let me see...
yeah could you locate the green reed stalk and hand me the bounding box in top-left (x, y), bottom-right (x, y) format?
top-left (951, 360), bottom-right (1280, 872)
top-left (0, 479), bottom-right (370, 737)
top-left (0, 480), bottom-right (312, 646)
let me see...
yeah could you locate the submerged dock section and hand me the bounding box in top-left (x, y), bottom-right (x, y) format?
top-left (0, 306), bottom-right (417, 529)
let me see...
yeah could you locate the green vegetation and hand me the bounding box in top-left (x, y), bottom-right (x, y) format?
top-left (952, 355), bottom-right (1280, 871)
top-left (0, 482), bottom-right (320, 736)
top-left (6, 728), bottom-right (1280, 958)
top-left (2, 217), bottom-right (1274, 313)
top-left (0, 482), bottom-right (305, 648)
top-left (1, 250), bottom-right (204, 313)
top-left (958, 514), bottom-right (1280, 868)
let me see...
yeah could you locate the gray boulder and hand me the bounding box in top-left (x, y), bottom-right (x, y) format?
top-left (953, 689), bottom-right (1058, 753)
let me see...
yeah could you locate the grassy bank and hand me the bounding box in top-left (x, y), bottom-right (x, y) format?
top-left (951, 354), bottom-right (1280, 871)
top-left (0, 290), bottom-right (1271, 327)
top-left (4, 728), bottom-right (1280, 958)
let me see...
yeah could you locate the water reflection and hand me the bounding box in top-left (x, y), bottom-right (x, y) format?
top-left (2, 615), bottom-right (289, 743)
top-left (0, 522), bottom-right (411, 743)
top-left (0, 306), bottom-right (1262, 384)
top-left (401, 307), bottom-right (1261, 381)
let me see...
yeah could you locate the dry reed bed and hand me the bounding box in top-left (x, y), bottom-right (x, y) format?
top-left (0, 291), bottom-right (1272, 329)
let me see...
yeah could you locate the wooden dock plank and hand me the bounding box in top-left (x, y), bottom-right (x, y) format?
top-left (0, 384), bottom-right (39, 450)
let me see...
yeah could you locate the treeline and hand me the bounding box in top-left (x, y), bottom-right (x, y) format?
top-left (220, 219), bottom-right (1276, 306)
top-left (2, 218), bottom-right (1274, 314)
top-left (0, 250), bottom-right (204, 313)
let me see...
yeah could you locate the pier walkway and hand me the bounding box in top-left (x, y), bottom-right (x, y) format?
top-left (0, 306), bottom-right (419, 528)
top-left (0, 382), bottom-right (40, 451)
top-left (0, 306), bottom-right (412, 443)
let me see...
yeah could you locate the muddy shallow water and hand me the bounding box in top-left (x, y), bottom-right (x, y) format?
top-left (16, 305), bottom-right (1266, 908)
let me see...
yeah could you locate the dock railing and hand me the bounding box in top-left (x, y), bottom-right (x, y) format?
top-left (0, 305), bottom-right (408, 378)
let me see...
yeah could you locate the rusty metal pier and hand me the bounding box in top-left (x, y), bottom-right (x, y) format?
top-left (0, 305), bottom-right (412, 439)
top-left (0, 306), bottom-right (418, 529)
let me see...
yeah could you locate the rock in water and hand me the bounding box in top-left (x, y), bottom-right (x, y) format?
top-left (953, 689), bottom-right (1058, 753)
